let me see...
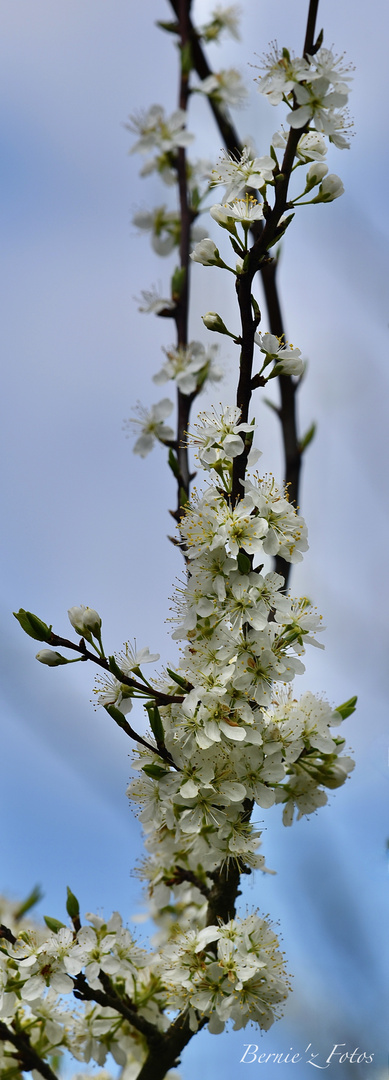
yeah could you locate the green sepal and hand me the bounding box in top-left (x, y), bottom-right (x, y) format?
top-left (13, 609), bottom-right (52, 643)
top-left (145, 703), bottom-right (164, 744)
top-left (334, 696), bottom-right (357, 720)
top-left (166, 667), bottom-right (190, 689)
top-left (66, 887), bottom-right (80, 921)
top-left (299, 422), bottom-right (316, 452)
top-left (14, 885), bottom-right (43, 921)
top-left (237, 551), bottom-right (251, 574)
top-left (142, 763), bottom-right (170, 780)
top-left (44, 916), bottom-right (66, 934)
top-left (168, 449), bottom-right (180, 479)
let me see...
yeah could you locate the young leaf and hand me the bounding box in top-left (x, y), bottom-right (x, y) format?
top-left (142, 764), bottom-right (170, 780)
top-left (299, 422), bottom-right (316, 452)
top-left (44, 916), bottom-right (66, 934)
top-left (335, 696), bottom-right (357, 720)
top-left (66, 887), bottom-right (80, 921)
top-left (145, 703), bottom-right (165, 743)
top-left (237, 551), bottom-right (252, 574)
top-left (14, 885), bottom-right (43, 921)
top-left (13, 609), bottom-right (52, 642)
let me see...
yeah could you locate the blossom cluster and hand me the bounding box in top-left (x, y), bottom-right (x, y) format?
top-left (0, 904), bottom-right (152, 1077)
top-left (257, 45), bottom-right (353, 147)
top-left (123, 413), bottom-right (354, 970)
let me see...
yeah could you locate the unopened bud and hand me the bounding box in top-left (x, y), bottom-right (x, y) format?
top-left (202, 312), bottom-right (234, 337)
top-left (314, 174), bottom-right (344, 202)
top-left (305, 162), bottom-right (328, 191)
top-left (190, 238), bottom-right (222, 266)
top-left (36, 650), bottom-right (69, 666)
top-left (68, 605), bottom-right (102, 639)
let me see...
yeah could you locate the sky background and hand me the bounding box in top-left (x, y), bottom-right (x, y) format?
top-left (0, 1), bottom-right (388, 1077)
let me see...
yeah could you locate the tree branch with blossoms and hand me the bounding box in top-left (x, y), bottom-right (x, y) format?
top-left (4, 3), bottom-right (358, 1079)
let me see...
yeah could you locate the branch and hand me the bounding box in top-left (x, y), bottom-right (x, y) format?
top-left (136, 1010), bottom-right (208, 1080)
top-left (174, 0), bottom-right (196, 515)
top-left (48, 631), bottom-right (182, 767)
top-left (0, 1021), bottom-right (60, 1080)
top-left (73, 972), bottom-right (162, 1044)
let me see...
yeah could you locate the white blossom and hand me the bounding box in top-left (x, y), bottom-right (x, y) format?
top-left (125, 399), bottom-right (174, 457)
top-left (211, 146), bottom-right (275, 200)
top-left (137, 286), bottom-right (175, 315)
top-left (197, 69), bottom-right (248, 109)
top-left (128, 105), bottom-right (194, 157)
top-left (153, 341), bottom-right (223, 395)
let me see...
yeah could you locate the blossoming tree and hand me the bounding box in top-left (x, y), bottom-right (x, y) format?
top-left (2, 2), bottom-right (358, 1078)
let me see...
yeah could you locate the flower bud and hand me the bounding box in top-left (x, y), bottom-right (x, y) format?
top-left (202, 312), bottom-right (234, 337)
top-left (36, 650), bottom-right (69, 666)
top-left (305, 162), bottom-right (328, 190)
top-left (68, 605), bottom-right (102, 639)
top-left (314, 174), bottom-right (344, 202)
top-left (190, 238), bottom-right (222, 266)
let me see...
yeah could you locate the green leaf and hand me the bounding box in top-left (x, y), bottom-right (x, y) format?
top-left (237, 551), bottom-right (251, 574)
top-left (14, 885), bottom-right (43, 921)
top-left (13, 609), bottom-right (52, 642)
top-left (156, 19), bottom-right (179, 33)
top-left (266, 213), bottom-right (294, 250)
top-left (180, 41), bottom-right (192, 75)
top-left (166, 667), bottom-right (190, 689)
top-left (299, 422), bottom-right (316, 452)
top-left (229, 235), bottom-right (245, 258)
top-left (44, 916), bottom-right (66, 933)
top-left (168, 449), bottom-right (180, 479)
top-left (66, 887), bottom-right (80, 921)
top-left (334, 696), bottom-right (357, 720)
top-left (145, 703), bottom-right (165, 743)
top-left (263, 396), bottom-right (280, 415)
top-left (251, 295), bottom-right (261, 321)
top-left (104, 703), bottom-right (129, 730)
top-left (171, 265), bottom-right (186, 301)
top-left (108, 654), bottom-right (129, 682)
top-left (142, 764), bottom-right (170, 780)
top-left (179, 486), bottom-right (189, 507)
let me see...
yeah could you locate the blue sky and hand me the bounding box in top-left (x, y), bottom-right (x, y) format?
top-left (0, 1), bottom-right (388, 1077)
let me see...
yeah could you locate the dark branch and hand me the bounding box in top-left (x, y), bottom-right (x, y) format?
top-left (0, 1021), bottom-right (59, 1080)
top-left (73, 972), bottom-right (162, 1043)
